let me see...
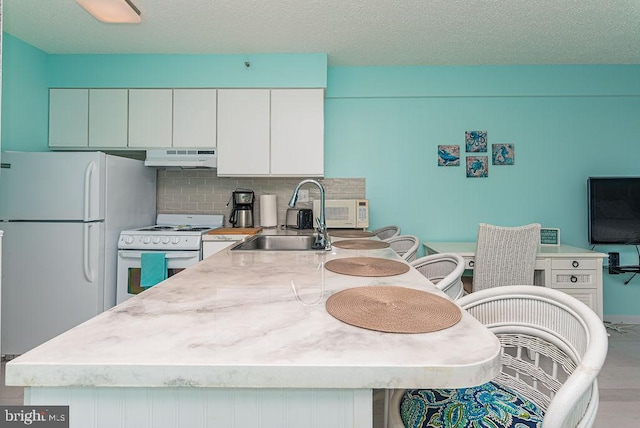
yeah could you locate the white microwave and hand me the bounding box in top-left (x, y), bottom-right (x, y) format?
top-left (312, 199), bottom-right (369, 229)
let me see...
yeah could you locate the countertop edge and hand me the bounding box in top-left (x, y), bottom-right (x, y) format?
top-left (6, 349), bottom-right (502, 389)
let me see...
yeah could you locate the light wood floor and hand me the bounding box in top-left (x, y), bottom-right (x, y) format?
top-left (593, 323), bottom-right (640, 427)
top-left (2, 324), bottom-right (639, 427)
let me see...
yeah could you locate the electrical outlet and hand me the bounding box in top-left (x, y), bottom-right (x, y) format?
top-left (608, 252), bottom-right (620, 274)
top-left (298, 189), bottom-right (310, 203)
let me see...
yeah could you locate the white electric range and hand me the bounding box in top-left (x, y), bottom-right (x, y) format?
top-left (116, 214), bottom-right (224, 304)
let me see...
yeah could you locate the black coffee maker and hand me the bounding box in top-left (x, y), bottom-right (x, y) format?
top-left (228, 189), bottom-right (255, 228)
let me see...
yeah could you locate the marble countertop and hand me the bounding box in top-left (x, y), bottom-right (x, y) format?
top-left (6, 235), bottom-right (501, 389)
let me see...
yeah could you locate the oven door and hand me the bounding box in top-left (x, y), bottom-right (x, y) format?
top-left (116, 250), bottom-right (200, 304)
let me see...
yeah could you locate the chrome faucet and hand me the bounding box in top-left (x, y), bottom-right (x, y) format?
top-left (288, 179), bottom-right (331, 251)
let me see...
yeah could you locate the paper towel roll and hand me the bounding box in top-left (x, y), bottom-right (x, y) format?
top-left (260, 194), bottom-right (278, 227)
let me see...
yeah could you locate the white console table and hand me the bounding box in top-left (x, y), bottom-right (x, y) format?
top-left (424, 242), bottom-right (606, 319)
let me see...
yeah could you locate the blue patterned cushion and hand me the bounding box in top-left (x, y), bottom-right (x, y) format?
top-left (400, 381), bottom-right (544, 428)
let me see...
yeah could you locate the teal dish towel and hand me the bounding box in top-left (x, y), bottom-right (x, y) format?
top-left (140, 252), bottom-right (168, 288)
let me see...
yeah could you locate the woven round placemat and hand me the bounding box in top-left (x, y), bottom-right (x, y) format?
top-left (329, 230), bottom-right (376, 238)
top-left (326, 286), bottom-right (462, 333)
top-left (332, 240), bottom-right (390, 250)
top-left (325, 257), bottom-right (410, 277)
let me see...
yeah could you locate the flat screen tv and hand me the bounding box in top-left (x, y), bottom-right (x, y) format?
top-left (588, 177), bottom-right (640, 245)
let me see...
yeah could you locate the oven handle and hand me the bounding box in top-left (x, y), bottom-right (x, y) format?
top-left (118, 251), bottom-right (199, 260)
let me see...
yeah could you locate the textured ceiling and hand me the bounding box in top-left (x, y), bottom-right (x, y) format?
top-left (4, 0), bottom-right (640, 66)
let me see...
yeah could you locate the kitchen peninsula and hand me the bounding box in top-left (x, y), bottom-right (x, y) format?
top-left (6, 239), bottom-right (501, 428)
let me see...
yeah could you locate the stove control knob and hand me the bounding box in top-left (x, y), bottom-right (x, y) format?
top-left (124, 236), bottom-right (134, 245)
top-left (172, 237), bottom-right (180, 245)
top-left (142, 236), bottom-right (152, 244)
top-left (162, 237), bottom-right (171, 244)
top-left (153, 237), bottom-right (161, 244)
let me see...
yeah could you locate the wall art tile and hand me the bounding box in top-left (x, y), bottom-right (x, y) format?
top-left (465, 130), bottom-right (488, 152)
top-left (438, 145), bottom-right (460, 166)
top-left (492, 143), bottom-right (514, 165)
top-left (466, 156), bottom-right (488, 178)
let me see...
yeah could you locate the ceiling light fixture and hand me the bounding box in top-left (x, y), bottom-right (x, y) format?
top-left (76, 0), bottom-right (141, 24)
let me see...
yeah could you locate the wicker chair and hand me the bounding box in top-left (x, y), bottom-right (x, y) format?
top-left (473, 223), bottom-right (541, 292)
top-left (372, 225), bottom-right (401, 241)
top-left (387, 285), bottom-right (608, 428)
top-left (411, 253), bottom-right (466, 301)
top-left (387, 235), bottom-right (420, 262)
top-left (382, 252), bottom-right (467, 427)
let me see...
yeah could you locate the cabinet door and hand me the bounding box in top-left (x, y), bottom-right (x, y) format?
top-left (173, 89), bottom-right (217, 148)
top-left (217, 89), bottom-right (270, 176)
top-left (89, 89), bottom-right (128, 148)
top-left (49, 89), bottom-right (88, 148)
top-left (202, 241), bottom-right (237, 259)
top-left (555, 288), bottom-right (599, 316)
top-left (128, 89), bottom-right (173, 148)
top-left (270, 89), bottom-right (324, 176)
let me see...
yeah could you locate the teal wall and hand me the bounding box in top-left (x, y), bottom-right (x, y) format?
top-left (1, 33), bottom-right (328, 151)
top-left (3, 33), bottom-right (640, 318)
top-left (1, 34), bottom-right (48, 151)
top-left (324, 66), bottom-right (640, 318)
top-left (47, 52), bottom-right (328, 88)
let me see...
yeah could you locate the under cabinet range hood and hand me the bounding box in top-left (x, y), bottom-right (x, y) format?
top-left (144, 149), bottom-right (217, 169)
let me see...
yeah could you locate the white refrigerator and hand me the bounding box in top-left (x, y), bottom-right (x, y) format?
top-left (0, 151), bottom-right (157, 355)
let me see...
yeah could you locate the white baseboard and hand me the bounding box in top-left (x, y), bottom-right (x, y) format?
top-left (604, 315), bottom-right (640, 324)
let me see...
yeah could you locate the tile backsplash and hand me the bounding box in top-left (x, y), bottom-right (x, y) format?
top-left (157, 170), bottom-right (366, 228)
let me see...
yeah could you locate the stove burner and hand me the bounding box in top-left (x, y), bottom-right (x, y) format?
top-left (176, 226), bottom-right (211, 232)
top-left (138, 226), bottom-right (175, 231)
top-left (134, 225), bottom-right (215, 233)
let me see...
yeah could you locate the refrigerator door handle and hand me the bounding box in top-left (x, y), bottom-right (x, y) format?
top-left (83, 223), bottom-right (95, 282)
top-left (83, 161), bottom-right (96, 221)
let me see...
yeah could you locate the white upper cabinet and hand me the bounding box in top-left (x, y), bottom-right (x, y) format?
top-left (88, 89), bottom-right (128, 148)
top-left (173, 89), bottom-right (217, 148)
top-left (217, 88), bottom-right (324, 177)
top-left (49, 89), bottom-right (89, 148)
top-left (270, 89), bottom-right (324, 176)
top-left (128, 89), bottom-right (173, 148)
top-left (51, 88), bottom-right (218, 150)
top-left (47, 87), bottom-right (323, 168)
top-left (50, 88), bottom-right (128, 149)
top-left (217, 89), bottom-right (271, 176)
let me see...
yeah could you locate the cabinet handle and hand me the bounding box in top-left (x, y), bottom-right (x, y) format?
top-left (469, 260), bottom-right (475, 268)
top-left (572, 260), bottom-right (579, 268)
top-left (570, 275), bottom-right (578, 283)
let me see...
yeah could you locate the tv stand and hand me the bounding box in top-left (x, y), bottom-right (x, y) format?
top-left (610, 265), bottom-right (640, 273)
top-left (607, 245), bottom-right (640, 284)
top-left (424, 242), bottom-right (606, 319)
top-left (608, 265), bottom-right (640, 285)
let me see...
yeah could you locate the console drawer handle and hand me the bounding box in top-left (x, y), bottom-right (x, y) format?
top-left (572, 260), bottom-right (579, 268)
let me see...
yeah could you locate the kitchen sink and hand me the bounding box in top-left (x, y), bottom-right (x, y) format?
top-left (230, 234), bottom-right (319, 251)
